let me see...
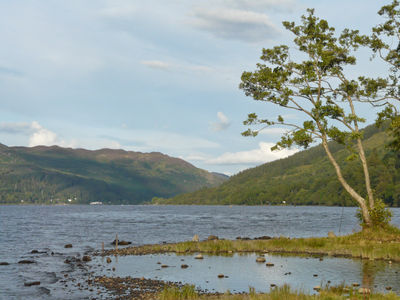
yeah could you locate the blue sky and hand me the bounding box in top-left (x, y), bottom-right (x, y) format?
top-left (0, 0), bottom-right (389, 174)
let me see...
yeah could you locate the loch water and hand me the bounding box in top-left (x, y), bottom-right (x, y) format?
top-left (1, 205), bottom-right (399, 299)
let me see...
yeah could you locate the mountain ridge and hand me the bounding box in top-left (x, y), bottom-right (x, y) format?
top-left (0, 144), bottom-right (227, 204)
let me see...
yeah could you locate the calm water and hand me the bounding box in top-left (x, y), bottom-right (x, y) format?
top-left (1, 205), bottom-right (399, 299)
top-left (95, 253), bottom-right (400, 295)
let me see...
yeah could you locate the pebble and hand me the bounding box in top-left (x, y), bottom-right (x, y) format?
top-left (266, 263), bottom-right (274, 267)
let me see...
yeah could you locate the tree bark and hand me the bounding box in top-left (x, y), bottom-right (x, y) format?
top-left (321, 136), bottom-right (371, 226)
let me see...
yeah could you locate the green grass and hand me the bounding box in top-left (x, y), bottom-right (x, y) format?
top-left (110, 226), bottom-right (400, 261)
top-left (158, 284), bottom-right (400, 300)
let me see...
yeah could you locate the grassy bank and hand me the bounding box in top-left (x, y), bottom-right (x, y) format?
top-left (107, 226), bottom-right (400, 262)
top-left (159, 284), bottom-right (400, 300)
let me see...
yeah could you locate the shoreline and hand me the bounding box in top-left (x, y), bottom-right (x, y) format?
top-left (98, 228), bottom-right (400, 263)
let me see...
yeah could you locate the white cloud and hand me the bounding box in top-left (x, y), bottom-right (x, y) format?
top-left (141, 60), bottom-right (171, 70)
top-left (190, 7), bottom-right (280, 42)
top-left (211, 111), bottom-right (231, 131)
top-left (206, 142), bottom-right (298, 165)
top-left (29, 121), bottom-right (59, 147)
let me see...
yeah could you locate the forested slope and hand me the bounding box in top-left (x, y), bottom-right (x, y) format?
top-left (0, 145), bottom-right (227, 204)
top-left (154, 125), bottom-right (400, 206)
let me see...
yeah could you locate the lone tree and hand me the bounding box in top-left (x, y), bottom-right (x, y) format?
top-left (240, 9), bottom-right (390, 228)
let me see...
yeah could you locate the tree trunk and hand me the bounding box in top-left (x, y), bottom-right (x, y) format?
top-left (356, 138), bottom-right (375, 209)
top-left (347, 96), bottom-right (375, 209)
top-left (321, 136), bottom-right (371, 226)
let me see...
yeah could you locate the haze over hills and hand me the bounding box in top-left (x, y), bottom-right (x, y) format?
top-left (153, 124), bottom-right (400, 207)
top-left (0, 144), bottom-right (227, 204)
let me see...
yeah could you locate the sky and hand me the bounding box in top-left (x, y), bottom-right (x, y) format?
top-left (0, 0), bottom-right (391, 175)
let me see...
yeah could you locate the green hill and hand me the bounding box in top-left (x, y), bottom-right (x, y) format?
top-left (0, 145), bottom-right (227, 204)
top-left (154, 125), bottom-right (400, 207)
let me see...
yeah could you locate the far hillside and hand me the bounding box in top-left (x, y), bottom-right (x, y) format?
top-left (0, 145), bottom-right (227, 204)
top-left (153, 124), bottom-right (400, 207)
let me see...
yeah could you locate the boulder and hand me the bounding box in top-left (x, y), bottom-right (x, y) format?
top-left (24, 281), bottom-right (40, 287)
top-left (110, 240), bottom-right (131, 246)
top-left (192, 235), bottom-right (199, 242)
top-left (217, 274), bottom-right (224, 278)
top-left (207, 235), bottom-right (219, 241)
top-left (82, 256), bottom-right (92, 262)
top-left (313, 286), bottom-right (321, 291)
top-left (194, 254), bottom-right (203, 259)
top-left (18, 260), bottom-right (35, 264)
top-left (256, 257), bottom-right (266, 263)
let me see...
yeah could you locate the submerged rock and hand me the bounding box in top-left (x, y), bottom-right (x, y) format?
top-left (110, 240), bottom-right (131, 246)
top-left (266, 263), bottom-right (274, 267)
top-left (181, 264), bottom-right (189, 269)
top-left (82, 256), bottom-right (92, 262)
top-left (64, 244), bottom-right (73, 248)
top-left (0, 262), bottom-right (9, 266)
top-left (18, 260), bottom-right (35, 264)
top-left (256, 257), bottom-right (266, 263)
top-left (24, 281), bottom-right (40, 287)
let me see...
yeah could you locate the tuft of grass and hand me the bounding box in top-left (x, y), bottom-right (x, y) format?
top-left (159, 284), bottom-right (198, 300)
top-left (108, 226), bottom-right (400, 261)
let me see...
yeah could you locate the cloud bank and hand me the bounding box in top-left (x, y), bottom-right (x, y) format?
top-left (206, 142), bottom-right (298, 165)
